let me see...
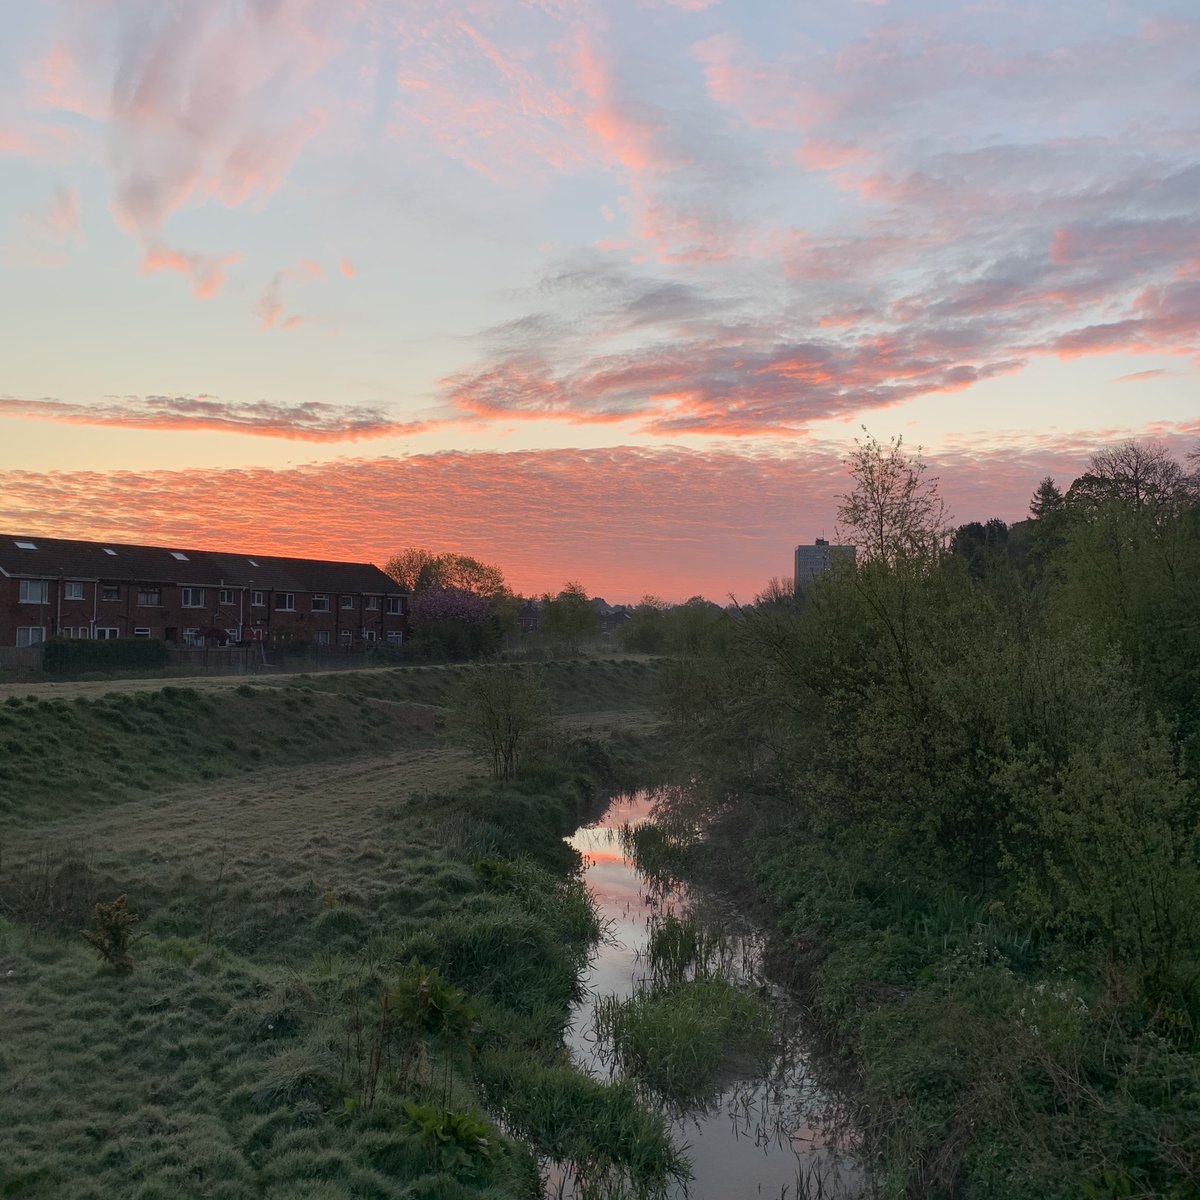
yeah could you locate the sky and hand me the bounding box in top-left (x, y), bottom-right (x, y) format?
top-left (1, 0), bottom-right (1198, 602)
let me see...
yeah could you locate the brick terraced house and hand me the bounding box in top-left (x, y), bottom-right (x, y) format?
top-left (0, 535), bottom-right (407, 649)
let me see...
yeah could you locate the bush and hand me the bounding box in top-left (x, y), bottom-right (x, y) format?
top-left (42, 637), bottom-right (168, 676)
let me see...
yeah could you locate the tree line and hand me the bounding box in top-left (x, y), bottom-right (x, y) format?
top-left (659, 433), bottom-right (1200, 1198)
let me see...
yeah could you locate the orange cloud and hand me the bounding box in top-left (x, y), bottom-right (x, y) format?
top-left (1, 432), bottom-right (1194, 603)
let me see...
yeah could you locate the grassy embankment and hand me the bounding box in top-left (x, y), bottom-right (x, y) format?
top-left (0, 660), bottom-right (686, 1199)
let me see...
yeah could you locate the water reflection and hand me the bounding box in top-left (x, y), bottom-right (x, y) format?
top-left (556, 789), bottom-right (864, 1200)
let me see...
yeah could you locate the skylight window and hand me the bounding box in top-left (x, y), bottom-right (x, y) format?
top-left (247, 558), bottom-right (259, 567)
top-left (170, 551), bottom-right (189, 561)
top-left (103, 548), bottom-right (117, 556)
top-left (14, 540), bottom-right (37, 550)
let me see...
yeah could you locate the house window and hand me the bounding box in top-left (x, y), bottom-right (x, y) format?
top-left (132, 627), bottom-right (152, 638)
top-left (16, 627), bottom-right (46, 648)
top-left (14, 540), bottom-right (37, 550)
top-left (64, 581), bottom-right (85, 600)
top-left (103, 548), bottom-right (117, 557)
top-left (341, 595), bottom-right (354, 610)
top-left (218, 588), bottom-right (235, 605)
top-left (386, 631), bottom-right (403, 645)
top-left (315, 630), bottom-right (331, 647)
top-left (170, 551), bottom-right (189, 561)
top-left (183, 628), bottom-right (201, 646)
top-left (339, 628), bottom-right (353, 641)
top-left (363, 629), bottom-right (378, 642)
top-left (252, 590), bottom-right (265, 607)
top-left (365, 596), bottom-right (380, 611)
top-left (276, 593), bottom-right (296, 612)
top-left (386, 596), bottom-right (403, 615)
top-left (225, 627), bottom-right (241, 643)
top-left (182, 587), bottom-right (205, 608)
top-left (311, 594), bottom-right (330, 613)
top-left (137, 587), bottom-right (162, 606)
top-left (18, 580), bottom-right (49, 604)
top-left (71, 627), bottom-right (91, 639)
top-left (95, 627), bottom-right (120, 640)
top-left (101, 585), bottom-right (120, 601)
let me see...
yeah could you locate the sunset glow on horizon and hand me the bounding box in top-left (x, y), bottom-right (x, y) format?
top-left (3, 1), bottom-right (1198, 601)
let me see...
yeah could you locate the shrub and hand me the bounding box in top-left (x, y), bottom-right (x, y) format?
top-left (81, 894), bottom-right (139, 973)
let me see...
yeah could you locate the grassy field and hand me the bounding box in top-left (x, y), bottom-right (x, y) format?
top-left (282, 658), bottom-right (665, 715)
top-left (0, 662), bottom-right (682, 1199)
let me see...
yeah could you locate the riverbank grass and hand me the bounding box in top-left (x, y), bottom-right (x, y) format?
top-left (594, 974), bottom-right (772, 1106)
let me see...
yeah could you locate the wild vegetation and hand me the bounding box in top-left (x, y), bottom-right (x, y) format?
top-left (655, 435), bottom-right (1200, 1199)
top-left (0, 659), bottom-right (681, 1199)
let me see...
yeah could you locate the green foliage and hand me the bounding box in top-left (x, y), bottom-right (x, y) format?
top-left (452, 663), bottom-right (551, 780)
top-left (42, 636), bottom-right (169, 676)
top-left (594, 976), bottom-right (772, 1106)
top-left (0, 713), bottom-right (665, 1200)
top-left (539, 581), bottom-right (598, 650)
top-left (81, 893), bottom-right (138, 973)
top-left (657, 437), bottom-right (1200, 1198)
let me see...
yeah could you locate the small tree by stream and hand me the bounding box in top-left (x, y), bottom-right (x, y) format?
top-left (453, 665), bottom-right (551, 781)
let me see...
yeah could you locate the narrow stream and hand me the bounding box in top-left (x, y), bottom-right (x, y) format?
top-left (553, 788), bottom-right (865, 1200)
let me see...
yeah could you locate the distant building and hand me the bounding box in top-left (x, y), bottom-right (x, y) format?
top-left (0, 534), bottom-right (407, 648)
top-left (794, 538), bottom-right (856, 592)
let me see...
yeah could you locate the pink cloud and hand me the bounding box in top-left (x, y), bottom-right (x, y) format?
top-left (1114, 369), bottom-right (1170, 384)
top-left (339, 257), bottom-right (356, 278)
top-left (141, 243), bottom-right (240, 300)
top-left (0, 394), bottom-right (440, 443)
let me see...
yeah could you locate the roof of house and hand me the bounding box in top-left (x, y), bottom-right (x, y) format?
top-left (0, 535), bottom-right (405, 594)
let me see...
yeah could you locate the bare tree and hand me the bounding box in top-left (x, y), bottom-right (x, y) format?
top-left (1067, 441), bottom-right (1196, 519)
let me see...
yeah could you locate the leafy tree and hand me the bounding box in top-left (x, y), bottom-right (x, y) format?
top-left (385, 549), bottom-right (508, 598)
top-left (837, 430), bottom-right (951, 567)
top-left (619, 596), bottom-right (670, 654)
top-left (949, 518), bottom-right (1009, 580)
top-left (453, 665), bottom-right (550, 781)
top-left (539, 582), bottom-right (597, 651)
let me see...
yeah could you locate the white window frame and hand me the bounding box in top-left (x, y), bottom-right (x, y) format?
top-left (386, 630), bottom-right (403, 645)
top-left (101, 584), bottom-right (120, 601)
top-left (16, 626), bottom-right (46, 647)
top-left (18, 580), bottom-right (49, 604)
top-left (218, 588), bottom-right (235, 605)
top-left (181, 587), bottom-right (205, 608)
top-left (311, 594), bottom-right (330, 613)
top-left (314, 630), bottom-right (331, 647)
top-left (386, 596), bottom-right (403, 615)
top-left (252, 590), bottom-right (265, 607)
top-left (363, 629), bottom-right (378, 642)
top-left (132, 627), bottom-right (152, 638)
top-left (341, 595), bottom-right (354, 610)
top-left (276, 593), bottom-right (296, 612)
top-left (63, 581), bottom-right (85, 600)
top-left (183, 628), bottom-right (202, 646)
top-left (225, 627), bottom-right (240, 643)
top-left (137, 586), bottom-right (162, 607)
top-left (365, 596), bottom-right (380, 611)
top-left (339, 628), bottom-right (353, 641)
top-left (95, 627), bottom-right (120, 640)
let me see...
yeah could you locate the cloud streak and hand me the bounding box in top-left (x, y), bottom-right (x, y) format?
top-left (0, 395), bottom-right (438, 443)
